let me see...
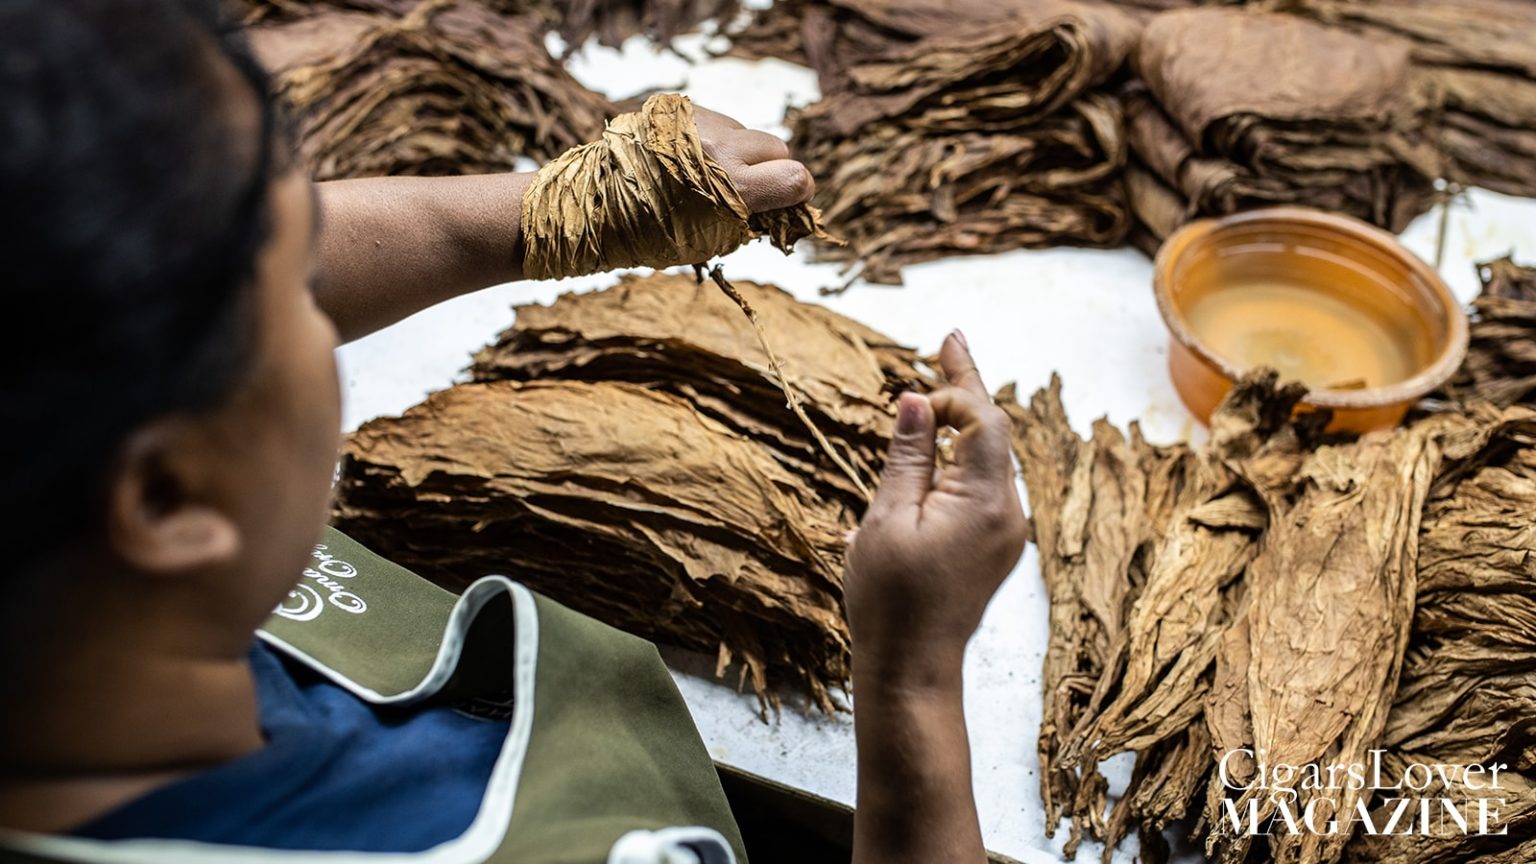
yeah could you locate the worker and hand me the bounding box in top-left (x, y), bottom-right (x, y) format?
top-left (0, 1), bottom-right (1029, 862)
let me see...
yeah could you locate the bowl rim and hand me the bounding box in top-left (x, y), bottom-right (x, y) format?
top-left (1152, 206), bottom-right (1470, 410)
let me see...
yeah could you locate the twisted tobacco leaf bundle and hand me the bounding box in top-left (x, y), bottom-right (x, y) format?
top-left (245, 0), bottom-right (615, 179)
top-left (1125, 7), bottom-right (1441, 245)
top-left (1003, 360), bottom-right (1536, 863)
top-left (520, 94), bottom-right (834, 280)
top-left (335, 275), bottom-right (934, 713)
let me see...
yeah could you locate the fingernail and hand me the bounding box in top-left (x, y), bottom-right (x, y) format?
top-left (896, 392), bottom-right (922, 433)
top-left (952, 329), bottom-right (970, 350)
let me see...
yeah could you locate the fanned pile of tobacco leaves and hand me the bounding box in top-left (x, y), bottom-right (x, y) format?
top-left (753, 0), bottom-right (1138, 284)
top-left (244, 0), bottom-right (615, 179)
top-left (332, 274), bottom-right (934, 712)
top-left (1005, 259), bottom-right (1536, 864)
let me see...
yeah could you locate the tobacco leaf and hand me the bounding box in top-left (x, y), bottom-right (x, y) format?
top-left (337, 274), bottom-right (931, 713)
top-left (774, 0), bottom-right (1137, 283)
top-left (522, 93), bottom-right (833, 280)
top-left (1126, 7), bottom-right (1440, 244)
top-left (1346, 410), bottom-right (1536, 863)
top-left (1001, 375), bottom-right (1199, 857)
top-left (470, 271), bottom-right (933, 508)
top-left (1002, 371), bottom-right (1316, 859)
top-left (554, 0), bottom-right (740, 51)
top-left (1010, 362), bottom-right (1536, 863)
top-left (246, 0), bottom-right (615, 179)
top-left (1272, 0), bottom-right (1536, 198)
top-left (1429, 257), bottom-right (1536, 411)
top-left (1207, 414), bottom-right (1468, 864)
top-left (1065, 377), bottom-right (1308, 770)
top-left (334, 379), bottom-right (855, 714)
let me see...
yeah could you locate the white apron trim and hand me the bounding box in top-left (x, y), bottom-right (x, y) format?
top-left (606, 827), bottom-right (737, 864)
top-left (0, 577), bottom-right (539, 864)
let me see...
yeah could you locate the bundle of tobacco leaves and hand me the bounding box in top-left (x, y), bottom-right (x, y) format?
top-left (1279, 0), bottom-right (1536, 199)
top-left (1430, 257), bottom-right (1536, 411)
top-left (334, 274), bottom-right (934, 712)
top-left (1004, 361), bottom-right (1536, 863)
top-left (778, 0), bottom-right (1138, 283)
top-left (1346, 412), bottom-right (1536, 864)
top-left (245, 0), bottom-right (614, 180)
top-left (1124, 7), bottom-right (1441, 245)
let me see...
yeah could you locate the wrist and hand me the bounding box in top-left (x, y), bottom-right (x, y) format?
top-left (851, 639), bottom-right (967, 701)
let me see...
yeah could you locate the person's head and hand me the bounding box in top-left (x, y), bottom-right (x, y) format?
top-left (0, 0), bottom-right (341, 692)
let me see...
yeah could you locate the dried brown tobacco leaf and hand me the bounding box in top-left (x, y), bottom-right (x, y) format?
top-left (1004, 371), bottom-right (1313, 860)
top-left (1127, 7), bottom-right (1440, 242)
top-left (1271, 0), bottom-right (1536, 197)
top-left (521, 93), bottom-right (833, 280)
top-left (1431, 257), bottom-right (1536, 410)
top-left (247, 0), bottom-right (615, 179)
top-left (785, 0), bottom-right (1138, 283)
top-left (555, 0), bottom-right (739, 50)
top-left (799, 94), bottom-right (1130, 284)
top-left (334, 379), bottom-right (855, 713)
top-left (1201, 410), bottom-right (1491, 864)
top-left (470, 272), bottom-right (933, 508)
top-left (1066, 377), bottom-right (1308, 770)
top-left (1347, 409), bottom-right (1536, 863)
top-left (999, 376), bottom-right (1192, 857)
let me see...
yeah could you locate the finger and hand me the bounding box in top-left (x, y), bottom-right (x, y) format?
top-left (927, 386), bottom-right (1014, 478)
top-left (693, 104), bottom-right (745, 131)
top-left (873, 392), bottom-right (938, 509)
top-left (734, 159), bottom-right (815, 212)
top-left (939, 330), bottom-right (987, 398)
top-left (726, 128), bottom-right (791, 165)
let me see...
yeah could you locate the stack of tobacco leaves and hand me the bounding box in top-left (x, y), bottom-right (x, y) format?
top-left (1281, 0), bottom-right (1536, 199)
top-left (554, 0), bottom-right (741, 51)
top-left (1002, 365), bottom-right (1536, 863)
top-left (333, 274), bottom-right (935, 712)
top-left (763, 0), bottom-right (1139, 283)
top-left (245, 0), bottom-right (614, 180)
top-left (240, 0), bottom-right (737, 51)
top-left (1124, 7), bottom-right (1441, 246)
top-left (1431, 257), bottom-right (1536, 411)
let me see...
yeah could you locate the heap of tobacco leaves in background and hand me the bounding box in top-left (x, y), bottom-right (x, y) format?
top-left (331, 274), bottom-right (934, 713)
top-left (239, 0), bottom-right (739, 52)
top-left (737, 0), bottom-right (1137, 284)
top-left (1122, 7), bottom-right (1442, 248)
top-left (732, 0), bottom-right (1536, 270)
top-left (244, 0), bottom-right (615, 179)
top-left (1002, 259), bottom-right (1536, 864)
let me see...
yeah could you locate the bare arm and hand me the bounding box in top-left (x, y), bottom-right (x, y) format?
top-left (314, 173), bottom-right (531, 344)
top-left (846, 334), bottom-right (1029, 864)
top-left (310, 106), bottom-right (813, 344)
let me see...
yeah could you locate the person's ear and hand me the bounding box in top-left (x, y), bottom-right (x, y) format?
top-left (105, 419), bottom-right (241, 575)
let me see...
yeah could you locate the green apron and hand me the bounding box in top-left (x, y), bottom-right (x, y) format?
top-left (0, 528), bottom-right (748, 864)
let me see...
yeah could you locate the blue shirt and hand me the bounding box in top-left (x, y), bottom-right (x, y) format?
top-left (73, 641), bottom-right (511, 852)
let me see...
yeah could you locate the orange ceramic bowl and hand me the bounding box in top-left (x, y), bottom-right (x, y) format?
top-left (1153, 208), bottom-right (1468, 434)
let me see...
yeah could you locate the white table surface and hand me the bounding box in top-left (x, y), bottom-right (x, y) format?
top-left (336, 33), bottom-right (1536, 863)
